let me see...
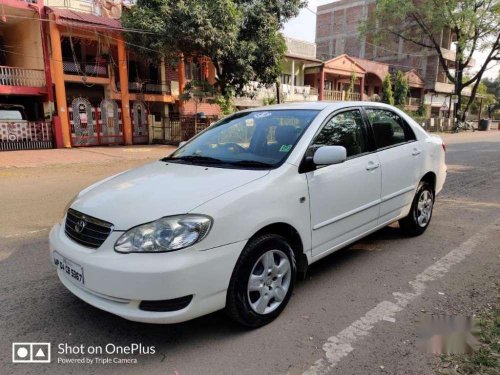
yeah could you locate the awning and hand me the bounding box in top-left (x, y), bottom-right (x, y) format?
top-left (48, 8), bottom-right (122, 31)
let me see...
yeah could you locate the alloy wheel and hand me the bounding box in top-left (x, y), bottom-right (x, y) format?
top-left (247, 249), bottom-right (291, 315)
top-left (416, 189), bottom-right (433, 227)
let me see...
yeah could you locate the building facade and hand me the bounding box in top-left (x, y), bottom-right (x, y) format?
top-left (0, 0), bottom-right (220, 150)
top-left (234, 37), bottom-right (321, 109)
top-left (316, 0), bottom-right (473, 116)
top-left (0, 0), bottom-right (52, 150)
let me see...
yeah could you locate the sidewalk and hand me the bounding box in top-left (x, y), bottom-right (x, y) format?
top-left (0, 145), bottom-right (176, 169)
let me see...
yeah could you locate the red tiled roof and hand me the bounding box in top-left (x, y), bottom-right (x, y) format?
top-left (48, 8), bottom-right (122, 30)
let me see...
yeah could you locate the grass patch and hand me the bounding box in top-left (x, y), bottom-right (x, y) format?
top-left (438, 290), bottom-right (499, 374)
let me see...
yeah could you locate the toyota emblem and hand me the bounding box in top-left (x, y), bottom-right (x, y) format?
top-left (74, 219), bottom-right (87, 233)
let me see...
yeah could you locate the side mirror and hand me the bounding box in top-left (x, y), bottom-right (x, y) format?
top-left (178, 141), bottom-right (187, 148)
top-left (313, 146), bottom-right (347, 166)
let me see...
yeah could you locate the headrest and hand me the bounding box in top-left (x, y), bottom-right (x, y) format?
top-left (276, 126), bottom-right (299, 145)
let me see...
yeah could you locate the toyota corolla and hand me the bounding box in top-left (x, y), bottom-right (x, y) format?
top-left (50, 102), bottom-right (446, 327)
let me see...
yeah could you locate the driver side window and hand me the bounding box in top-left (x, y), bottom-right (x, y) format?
top-left (307, 109), bottom-right (367, 158)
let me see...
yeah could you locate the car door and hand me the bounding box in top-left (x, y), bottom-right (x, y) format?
top-left (305, 108), bottom-right (382, 257)
top-left (364, 108), bottom-right (422, 225)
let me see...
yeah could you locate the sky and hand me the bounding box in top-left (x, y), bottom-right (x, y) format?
top-left (282, 0), bottom-right (499, 80)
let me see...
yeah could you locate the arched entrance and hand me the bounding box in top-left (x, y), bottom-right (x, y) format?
top-left (70, 97), bottom-right (97, 146)
top-left (132, 101), bottom-right (148, 144)
top-left (99, 99), bottom-right (123, 145)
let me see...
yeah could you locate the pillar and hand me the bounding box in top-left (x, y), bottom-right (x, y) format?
top-left (360, 75), bottom-right (365, 101)
top-left (117, 36), bottom-right (132, 145)
top-left (49, 14), bottom-right (71, 148)
top-left (177, 56), bottom-right (186, 113)
top-left (291, 59), bottom-right (295, 89)
top-left (319, 65), bottom-right (325, 101)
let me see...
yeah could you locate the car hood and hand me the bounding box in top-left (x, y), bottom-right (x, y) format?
top-left (70, 161), bottom-right (269, 230)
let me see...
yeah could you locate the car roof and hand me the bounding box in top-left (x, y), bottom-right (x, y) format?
top-left (242, 101), bottom-right (399, 112)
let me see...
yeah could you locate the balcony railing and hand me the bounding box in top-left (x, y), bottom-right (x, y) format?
top-left (281, 84), bottom-right (318, 102)
top-left (44, 0), bottom-right (95, 13)
top-left (324, 90), bottom-right (343, 101)
top-left (323, 90), bottom-right (362, 101)
top-left (117, 81), bottom-right (171, 95)
top-left (281, 84), bottom-right (318, 96)
top-left (63, 61), bottom-right (108, 77)
top-left (0, 66), bottom-right (45, 88)
top-left (347, 92), bottom-right (361, 101)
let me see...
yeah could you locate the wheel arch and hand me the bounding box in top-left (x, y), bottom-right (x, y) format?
top-left (420, 171), bottom-right (437, 192)
top-left (249, 222), bottom-right (308, 278)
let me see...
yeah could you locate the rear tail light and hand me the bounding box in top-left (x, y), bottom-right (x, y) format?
top-left (442, 142), bottom-right (446, 152)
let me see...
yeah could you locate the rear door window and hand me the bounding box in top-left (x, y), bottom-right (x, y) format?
top-left (365, 109), bottom-right (415, 149)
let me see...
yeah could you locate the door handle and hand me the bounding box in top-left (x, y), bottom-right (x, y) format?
top-left (412, 148), bottom-right (421, 156)
top-left (366, 161), bottom-right (380, 171)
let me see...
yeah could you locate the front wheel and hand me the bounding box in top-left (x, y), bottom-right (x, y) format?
top-left (226, 234), bottom-right (296, 328)
top-left (399, 181), bottom-right (435, 236)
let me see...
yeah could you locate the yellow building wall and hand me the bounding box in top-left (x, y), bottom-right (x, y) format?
top-left (44, 0), bottom-right (95, 13)
top-left (2, 20), bottom-right (44, 70)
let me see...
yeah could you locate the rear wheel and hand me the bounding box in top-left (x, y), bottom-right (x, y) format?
top-left (399, 181), bottom-right (434, 236)
top-left (226, 234), bottom-right (296, 328)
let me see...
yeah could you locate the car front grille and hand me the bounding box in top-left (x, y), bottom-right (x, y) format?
top-left (65, 208), bottom-right (113, 249)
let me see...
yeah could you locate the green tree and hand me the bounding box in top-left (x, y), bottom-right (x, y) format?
top-left (122, 0), bottom-right (305, 99)
top-left (215, 95), bottom-right (236, 116)
top-left (363, 0), bottom-right (500, 121)
top-left (347, 70), bottom-right (357, 98)
top-left (394, 70), bottom-right (409, 107)
top-left (482, 73), bottom-right (500, 117)
top-left (180, 80), bottom-right (216, 131)
top-left (469, 81), bottom-right (496, 116)
top-left (382, 74), bottom-right (395, 105)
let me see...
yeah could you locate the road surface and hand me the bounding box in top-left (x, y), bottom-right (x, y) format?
top-left (1, 132), bottom-right (499, 375)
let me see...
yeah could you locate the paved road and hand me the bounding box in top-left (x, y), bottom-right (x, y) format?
top-left (1, 132), bottom-right (499, 375)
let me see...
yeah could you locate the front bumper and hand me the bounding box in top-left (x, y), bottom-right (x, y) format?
top-left (49, 223), bottom-right (245, 324)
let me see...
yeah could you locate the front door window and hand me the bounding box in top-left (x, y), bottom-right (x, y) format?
top-left (307, 109), bottom-right (367, 159)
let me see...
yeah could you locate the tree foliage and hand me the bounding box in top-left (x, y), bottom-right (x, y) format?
top-left (394, 70), bottom-right (409, 106)
top-left (364, 0), bottom-right (500, 120)
top-left (382, 74), bottom-right (395, 105)
top-left (180, 80), bottom-right (216, 104)
top-left (122, 0), bottom-right (306, 98)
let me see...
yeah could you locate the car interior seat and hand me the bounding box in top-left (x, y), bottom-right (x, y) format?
top-left (373, 122), bottom-right (394, 148)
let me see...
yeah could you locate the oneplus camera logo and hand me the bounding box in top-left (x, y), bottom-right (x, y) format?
top-left (12, 343), bottom-right (51, 363)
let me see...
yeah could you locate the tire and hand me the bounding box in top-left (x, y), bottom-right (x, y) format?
top-left (226, 234), bottom-right (296, 328)
top-left (399, 181), bottom-right (435, 237)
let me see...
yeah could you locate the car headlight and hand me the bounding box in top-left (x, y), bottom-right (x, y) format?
top-left (114, 215), bottom-right (213, 253)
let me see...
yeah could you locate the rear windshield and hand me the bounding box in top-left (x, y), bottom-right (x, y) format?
top-left (0, 109), bottom-right (25, 120)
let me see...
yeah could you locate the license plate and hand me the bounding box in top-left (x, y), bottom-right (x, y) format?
top-left (53, 252), bottom-right (85, 285)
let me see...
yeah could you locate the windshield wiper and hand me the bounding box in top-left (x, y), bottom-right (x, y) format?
top-left (227, 160), bottom-right (275, 168)
top-left (162, 155), bottom-right (225, 164)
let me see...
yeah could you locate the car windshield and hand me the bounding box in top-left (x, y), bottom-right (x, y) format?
top-left (0, 109), bottom-right (24, 120)
top-left (164, 109), bottom-right (319, 168)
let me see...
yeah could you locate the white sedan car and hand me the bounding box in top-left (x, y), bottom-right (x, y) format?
top-left (50, 102), bottom-right (446, 327)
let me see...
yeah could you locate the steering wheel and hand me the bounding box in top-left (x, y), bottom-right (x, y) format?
top-left (219, 143), bottom-right (246, 154)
